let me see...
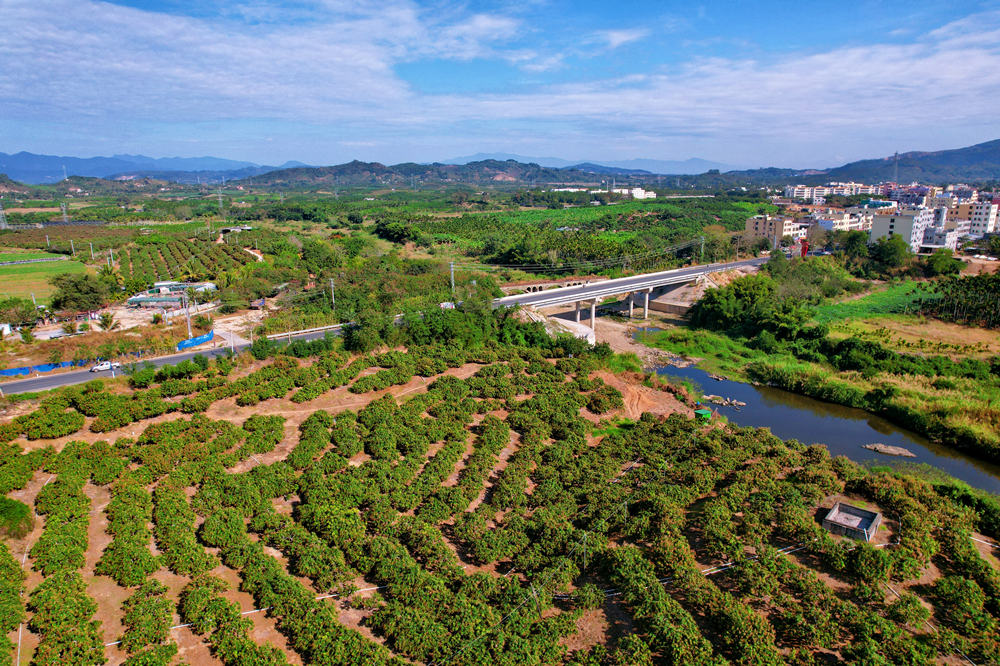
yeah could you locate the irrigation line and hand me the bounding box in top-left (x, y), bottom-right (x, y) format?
top-left (15, 475), bottom-right (55, 664)
top-left (590, 542), bottom-right (810, 600)
top-left (452, 242), bottom-right (701, 274)
top-left (883, 582), bottom-right (977, 666)
top-left (15, 544), bottom-right (30, 666)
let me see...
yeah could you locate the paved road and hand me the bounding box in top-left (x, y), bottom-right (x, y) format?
top-left (493, 258), bottom-right (766, 309)
top-left (1, 259), bottom-right (761, 396)
top-left (0, 325), bottom-right (343, 396)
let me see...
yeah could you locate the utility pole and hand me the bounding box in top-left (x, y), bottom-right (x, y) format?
top-left (89, 242), bottom-right (94, 261)
top-left (45, 234), bottom-right (49, 248)
top-left (449, 262), bottom-right (455, 296)
top-left (109, 247), bottom-right (114, 267)
top-left (329, 278), bottom-right (335, 310)
top-left (700, 236), bottom-right (705, 263)
top-left (0, 201), bottom-right (6, 230)
top-left (70, 239), bottom-right (75, 256)
top-left (182, 293), bottom-right (193, 338)
top-left (60, 203), bottom-right (69, 224)
top-left (30, 293), bottom-right (36, 307)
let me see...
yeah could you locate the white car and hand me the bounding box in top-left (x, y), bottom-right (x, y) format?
top-left (89, 361), bottom-right (122, 372)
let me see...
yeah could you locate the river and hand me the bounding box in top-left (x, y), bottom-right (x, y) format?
top-left (640, 346), bottom-right (1000, 494)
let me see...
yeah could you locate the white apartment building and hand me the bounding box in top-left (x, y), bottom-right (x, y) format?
top-left (869, 208), bottom-right (936, 253)
top-left (783, 182), bottom-right (879, 199)
top-left (923, 227), bottom-right (961, 251)
top-left (812, 211), bottom-right (872, 232)
top-left (953, 201), bottom-right (998, 235)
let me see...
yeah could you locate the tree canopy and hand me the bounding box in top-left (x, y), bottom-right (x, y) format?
top-left (50, 274), bottom-right (111, 312)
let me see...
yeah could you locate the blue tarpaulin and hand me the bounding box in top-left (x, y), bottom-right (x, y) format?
top-left (0, 360), bottom-right (89, 377)
top-left (176, 330), bottom-right (214, 351)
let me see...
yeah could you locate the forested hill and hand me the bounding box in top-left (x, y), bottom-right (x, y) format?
top-left (236, 159), bottom-right (611, 189)
top-left (818, 138), bottom-right (1000, 184)
top-left (242, 138), bottom-right (1000, 190)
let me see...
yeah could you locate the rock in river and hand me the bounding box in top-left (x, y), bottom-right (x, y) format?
top-left (863, 443), bottom-right (917, 458)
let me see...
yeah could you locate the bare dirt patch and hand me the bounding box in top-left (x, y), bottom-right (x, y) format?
top-left (850, 316), bottom-right (1000, 356)
top-left (593, 371), bottom-right (689, 420)
top-left (561, 607), bottom-right (609, 656)
top-left (963, 257), bottom-right (1000, 275)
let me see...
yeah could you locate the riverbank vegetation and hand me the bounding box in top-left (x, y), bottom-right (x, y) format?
top-left (1, 305), bottom-right (999, 663)
top-left (641, 255), bottom-right (1000, 461)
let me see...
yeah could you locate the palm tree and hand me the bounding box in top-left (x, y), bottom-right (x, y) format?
top-left (98, 264), bottom-right (124, 288)
top-left (97, 312), bottom-right (120, 332)
top-left (61, 321), bottom-right (78, 335)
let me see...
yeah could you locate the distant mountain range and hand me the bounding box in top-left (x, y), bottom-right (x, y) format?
top-left (0, 151), bottom-right (309, 184)
top-left (2, 139), bottom-right (999, 190)
top-left (443, 152), bottom-right (739, 175)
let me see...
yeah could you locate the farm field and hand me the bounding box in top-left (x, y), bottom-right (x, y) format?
top-left (0, 259), bottom-right (88, 303)
top-left (0, 323), bottom-right (998, 665)
top-left (0, 250), bottom-right (65, 263)
top-left (810, 282), bottom-right (933, 324)
top-left (122, 241), bottom-right (254, 284)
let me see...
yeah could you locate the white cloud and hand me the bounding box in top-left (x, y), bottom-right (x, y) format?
top-left (0, 2), bottom-right (998, 165)
top-left (591, 28), bottom-right (650, 50)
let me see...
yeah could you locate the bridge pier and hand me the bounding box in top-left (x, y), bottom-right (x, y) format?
top-left (575, 301), bottom-right (581, 323)
top-left (644, 289), bottom-right (651, 319)
top-left (590, 300), bottom-right (596, 332)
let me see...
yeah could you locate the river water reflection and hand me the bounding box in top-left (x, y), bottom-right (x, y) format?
top-left (647, 358), bottom-right (1000, 494)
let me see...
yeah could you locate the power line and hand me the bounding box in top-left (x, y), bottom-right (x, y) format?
top-left (451, 238), bottom-right (700, 273)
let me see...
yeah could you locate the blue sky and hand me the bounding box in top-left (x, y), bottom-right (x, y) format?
top-left (2, 0), bottom-right (999, 168)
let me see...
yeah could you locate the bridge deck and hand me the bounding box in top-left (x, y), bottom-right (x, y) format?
top-left (492, 258), bottom-right (764, 309)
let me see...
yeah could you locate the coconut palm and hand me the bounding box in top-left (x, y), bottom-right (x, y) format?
top-left (97, 312), bottom-right (120, 332)
top-left (97, 264), bottom-right (124, 288)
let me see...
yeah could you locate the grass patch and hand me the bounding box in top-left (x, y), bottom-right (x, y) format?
top-left (0, 496), bottom-right (33, 538)
top-left (0, 259), bottom-right (88, 303)
top-left (637, 327), bottom-right (769, 378)
top-left (811, 282), bottom-right (933, 324)
top-left (599, 352), bottom-right (643, 373)
top-left (592, 417), bottom-right (635, 438)
top-left (0, 250), bottom-right (66, 262)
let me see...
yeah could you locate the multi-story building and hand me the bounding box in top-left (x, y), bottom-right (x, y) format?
top-left (869, 207), bottom-right (936, 253)
top-left (953, 201), bottom-right (998, 235)
top-left (745, 215), bottom-right (809, 243)
top-left (923, 227), bottom-right (961, 251)
top-left (945, 184), bottom-right (978, 201)
top-left (812, 210), bottom-right (872, 232)
top-left (783, 182), bottom-right (879, 200)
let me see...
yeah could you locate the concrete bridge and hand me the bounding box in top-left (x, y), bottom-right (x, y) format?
top-left (492, 258), bottom-right (765, 329)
